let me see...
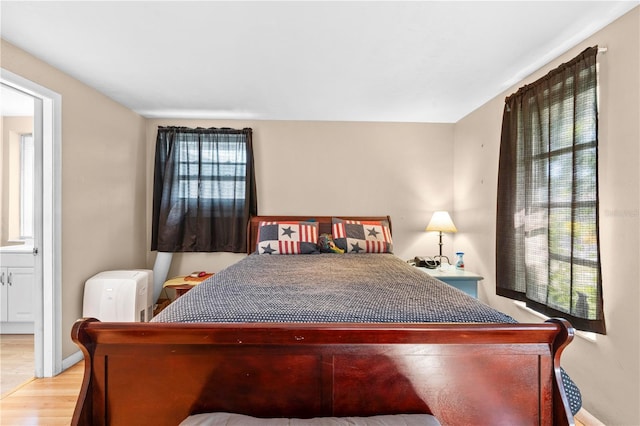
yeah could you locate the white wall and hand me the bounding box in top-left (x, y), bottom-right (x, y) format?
top-left (145, 119), bottom-right (456, 278)
top-left (453, 8), bottom-right (639, 425)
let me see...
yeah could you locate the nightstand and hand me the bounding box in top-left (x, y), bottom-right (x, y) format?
top-left (163, 273), bottom-right (214, 299)
top-left (418, 267), bottom-right (484, 298)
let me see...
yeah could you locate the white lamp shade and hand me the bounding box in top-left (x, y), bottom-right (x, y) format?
top-left (425, 211), bottom-right (457, 233)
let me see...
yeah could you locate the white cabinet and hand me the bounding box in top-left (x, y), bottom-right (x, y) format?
top-left (1, 267), bottom-right (35, 322)
top-left (0, 251), bottom-right (35, 333)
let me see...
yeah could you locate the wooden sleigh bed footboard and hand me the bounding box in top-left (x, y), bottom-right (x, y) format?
top-left (71, 318), bottom-right (575, 426)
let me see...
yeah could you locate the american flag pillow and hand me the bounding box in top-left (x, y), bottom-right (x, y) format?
top-left (256, 221), bottom-right (319, 254)
top-left (332, 218), bottom-right (393, 254)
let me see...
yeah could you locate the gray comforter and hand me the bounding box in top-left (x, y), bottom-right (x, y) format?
top-left (153, 253), bottom-right (515, 324)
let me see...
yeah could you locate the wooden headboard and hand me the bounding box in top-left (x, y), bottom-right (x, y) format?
top-left (247, 215), bottom-right (392, 255)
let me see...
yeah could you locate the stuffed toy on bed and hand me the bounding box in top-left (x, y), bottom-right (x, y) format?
top-left (317, 233), bottom-right (344, 254)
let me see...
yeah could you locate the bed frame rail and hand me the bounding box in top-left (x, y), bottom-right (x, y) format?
top-left (71, 318), bottom-right (574, 426)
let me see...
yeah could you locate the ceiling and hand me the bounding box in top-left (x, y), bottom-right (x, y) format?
top-left (1, 1), bottom-right (637, 123)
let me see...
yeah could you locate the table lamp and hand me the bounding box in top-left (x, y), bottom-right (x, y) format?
top-left (425, 211), bottom-right (457, 265)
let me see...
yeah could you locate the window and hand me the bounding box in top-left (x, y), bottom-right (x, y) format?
top-left (496, 46), bottom-right (605, 334)
top-left (20, 133), bottom-right (34, 239)
top-left (177, 136), bottom-right (247, 204)
top-left (151, 127), bottom-right (257, 253)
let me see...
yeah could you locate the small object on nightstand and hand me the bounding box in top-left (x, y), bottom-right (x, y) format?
top-left (414, 256), bottom-right (439, 269)
top-left (455, 252), bottom-right (465, 269)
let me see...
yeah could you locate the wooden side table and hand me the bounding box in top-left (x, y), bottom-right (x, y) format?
top-left (417, 267), bottom-right (483, 298)
top-left (167, 284), bottom-right (196, 298)
top-left (163, 273), bottom-right (214, 299)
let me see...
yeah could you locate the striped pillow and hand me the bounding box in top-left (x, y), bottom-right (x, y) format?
top-left (332, 218), bottom-right (393, 254)
top-left (256, 221), bottom-right (319, 254)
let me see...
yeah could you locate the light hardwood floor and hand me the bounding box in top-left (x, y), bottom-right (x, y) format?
top-left (0, 360), bottom-right (82, 425)
top-left (1, 333), bottom-right (82, 425)
top-left (0, 334), bottom-right (35, 398)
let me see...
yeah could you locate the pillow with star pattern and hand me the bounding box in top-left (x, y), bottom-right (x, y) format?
top-left (331, 218), bottom-right (393, 254)
top-left (256, 221), bottom-right (319, 254)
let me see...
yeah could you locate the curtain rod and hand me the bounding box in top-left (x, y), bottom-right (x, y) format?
top-left (598, 47), bottom-right (608, 53)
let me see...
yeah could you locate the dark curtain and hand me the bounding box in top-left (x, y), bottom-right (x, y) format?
top-left (151, 127), bottom-right (257, 253)
top-left (496, 46), bottom-right (605, 334)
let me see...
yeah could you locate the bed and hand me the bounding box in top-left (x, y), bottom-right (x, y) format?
top-left (71, 215), bottom-right (578, 426)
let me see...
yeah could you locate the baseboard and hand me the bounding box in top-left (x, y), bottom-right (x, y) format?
top-left (0, 321), bottom-right (34, 334)
top-left (62, 350), bottom-right (84, 371)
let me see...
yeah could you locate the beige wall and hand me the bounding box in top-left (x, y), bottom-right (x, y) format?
top-left (146, 119), bottom-right (455, 279)
top-left (1, 116), bottom-right (33, 245)
top-left (1, 40), bottom-right (148, 358)
top-left (453, 8), bottom-right (639, 425)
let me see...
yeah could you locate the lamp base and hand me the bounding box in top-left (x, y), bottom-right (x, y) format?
top-left (434, 231), bottom-right (450, 266)
top-left (433, 255), bottom-right (450, 265)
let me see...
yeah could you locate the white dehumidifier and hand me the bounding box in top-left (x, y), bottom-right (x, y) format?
top-left (83, 270), bottom-right (154, 322)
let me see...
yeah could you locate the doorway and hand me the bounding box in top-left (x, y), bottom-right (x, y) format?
top-left (0, 69), bottom-right (62, 382)
top-left (0, 84), bottom-right (35, 395)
